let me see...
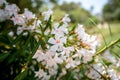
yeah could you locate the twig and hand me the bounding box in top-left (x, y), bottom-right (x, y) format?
top-left (94, 38), bottom-right (120, 56)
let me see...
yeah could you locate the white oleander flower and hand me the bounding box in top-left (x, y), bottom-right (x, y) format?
top-left (0, 9), bottom-right (10, 21)
top-left (46, 54), bottom-right (63, 69)
top-left (48, 36), bottom-right (67, 51)
top-left (108, 69), bottom-right (119, 80)
top-left (61, 46), bottom-right (74, 57)
top-left (59, 23), bottom-right (68, 34)
top-left (0, 0), bottom-right (7, 6)
top-left (65, 57), bottom-right (80, 69)
top-left (42, 9), bottom-right (53, 21)
top-left (23, 8), bottom-right (35, 20)
top-left (32, 49), bottom-right (45, 62)
top-left (44, 50), bottom-right (55, 60)
top-left (53, 54), bottom-right (63, 64)
top-left (36, 20), bottom-right (41, 26)
top-left (75, 24), bottom-right (90, 42)
top-left (51, 23), bottom-right (68, 37)
top-left (35, 69), bottom-right (50, 80)
top-left (5, 4), bottom-right (20, 16)
top-left (11, 14), bottom-right (25, 25)
top-left (48, 68), bottom-right (57, 76)
top-left (45, 58), bottom-right (58, 69)
top-left (62, 14), bottom-right (71, 24)
top-left (77, 48), bottom-right (93, 63)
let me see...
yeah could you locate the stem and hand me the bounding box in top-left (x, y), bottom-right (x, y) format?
top-left (88, 65), bottom-right (107, 80)
top-left (94, 38), bottom-right (120, 56)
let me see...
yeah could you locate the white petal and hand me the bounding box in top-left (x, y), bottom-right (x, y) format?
top-left (50, 45), bottom-right (58, 51)
top-left (60, 37), bottom-right (67, 44)
top-left (48, 38), bottom-right (56, 44)
top-left (65, 63), bottom-right (70, 69)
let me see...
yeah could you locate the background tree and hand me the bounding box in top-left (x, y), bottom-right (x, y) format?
top-left (103, 0), bottom-right (120, 21)
top-left (57, 2), bottom-right (93, 23)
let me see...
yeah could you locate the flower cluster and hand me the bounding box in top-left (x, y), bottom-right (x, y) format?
top-left (0, 0), bottom-right (41, 35)
top-left (32, 11), bottom-right (120, 80)
top-left (0, 0), bottom-right (120, 80)
top-left (32, 11), bottom-right (99, 80)
top-left (0, 0), bottom-right (19, 22)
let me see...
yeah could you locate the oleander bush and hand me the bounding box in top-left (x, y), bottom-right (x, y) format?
top-left (0, 0), bottom-right (120, 80)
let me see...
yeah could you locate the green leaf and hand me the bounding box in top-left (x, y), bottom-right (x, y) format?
top-left (31, 39), bottom-right (41, 56)
top-left (102, 58), bottom-right (112, 66)
top-left (12, 31), bottom-right (29, 44)
top-left (62, 70), bottom-right (73, 80)
top-left (0, 34), bottom-right (11, 45)
top-left (7, 51), bottom-right (18, 64)
top-left (116, 44), bottom-right (120, 48)
top-left (88, 18), bottom-right (107, 46)
top-left (14, 68), bottom-right (28, 80)
top-left (44, 16), bottom-right (52, 31)
top-left (27, 39), bottom-right (41, 64)
top-left (22, 33), bottom-right (31, 49)
top-left (30, 36), bottom-right (37, 51)
top-left (108, 23), bottom-right (112, 41)
top-left (110, 50), bottom-right (120, 58)
top-left (49, 76), bottom-right (55, 80)
top-left (0, 53), bottom-right (10, 63)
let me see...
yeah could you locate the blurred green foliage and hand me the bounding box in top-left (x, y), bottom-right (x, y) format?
top-left (103, 0), bottom-right (120, 21)
top-left (57, 2), bottom-right (91, 23)
top-left (0, 16), bottom-right (40, 79)
top-left (53, 2), bottom-right (99, 27)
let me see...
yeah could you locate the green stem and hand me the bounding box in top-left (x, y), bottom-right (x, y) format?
top-left (94, 38), bottom-right (120, 56)
top-left (88, 65), bottom-right (107, 80)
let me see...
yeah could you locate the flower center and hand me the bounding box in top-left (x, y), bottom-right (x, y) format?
top-left (56, 40), bottom-right (60, 44)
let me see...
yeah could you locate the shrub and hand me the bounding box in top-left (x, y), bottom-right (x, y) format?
top-left (0, 0), bottom-right (120, 80)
